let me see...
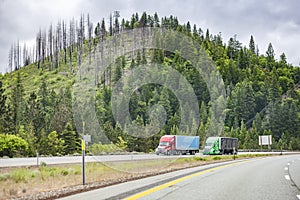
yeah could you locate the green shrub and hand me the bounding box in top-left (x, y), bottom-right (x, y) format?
top-left (61, 169), bottom-right (69, 176)
top-left (212, 156), bottom-right (222, 160)
top-left (49, 78), bottom-right (56, 84)
top-left (0, 173), bottom-right (10, 181)
top-left (40, 161), bottom-right (47, 167)
top-left (33, 77), bottom-right (39, 85)
top-left (11, 169), bottom-right (29, 183)
top-left (193, 156), bottom-right (207, 161)
top-left (56, 76), bottom-right (62, 81)
top-left (0, 134), bottom-right (28, 157)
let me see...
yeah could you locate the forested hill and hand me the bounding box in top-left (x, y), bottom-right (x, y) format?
top-left (0, 12), bottom-right (299, 157)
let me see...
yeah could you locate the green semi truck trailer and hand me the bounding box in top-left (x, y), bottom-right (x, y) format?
top-left (203, 137), bottom-right (238, 155)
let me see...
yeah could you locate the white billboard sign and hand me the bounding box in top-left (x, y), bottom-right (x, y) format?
top-left (259, 135), bottom-right (272, 145)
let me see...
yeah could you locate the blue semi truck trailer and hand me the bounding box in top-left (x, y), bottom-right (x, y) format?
top-left (156, 135), bottom-right (200, 155)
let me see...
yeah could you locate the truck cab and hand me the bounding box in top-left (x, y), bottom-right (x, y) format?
top-left (156, 135), bottom-right (175, 155)
top-left (203, 137), bottom-right (220, 155)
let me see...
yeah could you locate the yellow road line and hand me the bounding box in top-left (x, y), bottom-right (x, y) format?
top-left (125, 160), bottom-right (249, 200)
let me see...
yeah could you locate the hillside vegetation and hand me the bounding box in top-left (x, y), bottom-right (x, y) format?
top-left (0, 12), bottom-right (299, 157)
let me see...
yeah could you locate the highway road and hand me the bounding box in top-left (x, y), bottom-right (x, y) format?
top-left (0, 154), bottom-right (166, 167)
top-left (0, 152), bottom-right (296, 167)
top-left (60, 155), bottom-right (300, 200)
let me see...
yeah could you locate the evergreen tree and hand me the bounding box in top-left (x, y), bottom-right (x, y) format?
top-left (114, 57), bottom-right (122, 82)
top-left (279, 53), bottom-right (287, 65)
top-left (154, 12), bottom-right (160, 27)
top-left (249, 35), bottom-right (255, 54)
top-left (61, 123), bottom-right (80, 155)
top-left (0, 79), bottom-right (7, 133)
top-left (11, 72), bottom-right (25, 132)
top-left (266, 42), bottom-right (275, 63)
top-left (200, 101), bottom-right (208, 124)
top-left (47, 131), bottom-right (65, 156)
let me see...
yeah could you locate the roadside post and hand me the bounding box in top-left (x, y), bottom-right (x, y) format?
top-left (81, 121), bottom-right (91, 186)
top-left (82, 121), bottom-right (85, 185)
top-left (82, 139), bottom-right (85, 185)
top-left (233, 147), bottom-right (236, 160)
top-left (36, 151), bottom-right (39, 167)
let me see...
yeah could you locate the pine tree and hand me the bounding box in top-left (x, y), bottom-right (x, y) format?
top-left (11, 72), bottom-right (25, 132)
top-left (279, 53), bottom-right (287, 64)
top-left (61, 123), bottom-right (80, 155)
top-left (249, 35), bottom-right (255, 54)
top-left (139, 12), bottom-right (148, 27)
top-left (153, 12), bottom-right (160, 27)
top-left (266, 42), bottom-right (275, 63)
top-left (0, 79), bottom-right (7, 133)
top-left (200, 101), bottom-right (208, 124)
top-left (114, 57), bottom-right (122, 82)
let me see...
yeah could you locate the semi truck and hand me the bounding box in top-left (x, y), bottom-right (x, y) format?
top-left (202, 137), bottom-right (238, 155)
top-left (155, 135), bottom-right (200, 155)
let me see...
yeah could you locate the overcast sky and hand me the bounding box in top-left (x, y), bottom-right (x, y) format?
top-left (0, 0), bottom-right (299, 73)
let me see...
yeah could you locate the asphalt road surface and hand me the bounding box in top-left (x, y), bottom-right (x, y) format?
top-left (0, 152), bottom-right (296, 167)
top-left (60, 155), bottom-right (300, 200)
top-left (0, 154), bottom-right (162, 167)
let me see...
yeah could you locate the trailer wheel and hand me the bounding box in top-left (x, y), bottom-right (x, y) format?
top-left (167, 150), bottom-right (170, 155)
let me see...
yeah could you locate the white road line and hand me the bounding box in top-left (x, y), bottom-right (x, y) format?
top-left (285, 175), bottom-right (291, 180)
top-left (284, 167), bottom-right (288, 171)
top-left (297, 195), bottom-right (300, 199)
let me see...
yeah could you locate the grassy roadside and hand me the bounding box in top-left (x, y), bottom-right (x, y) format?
top-left (0, 154), bottom-right (274, 199)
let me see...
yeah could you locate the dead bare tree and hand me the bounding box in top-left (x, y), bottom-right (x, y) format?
top-left (87, 13), bottom-right (93, 65)
top-left (63, 20), bottom-right (67, 64)
top-left (8, 44), bottom-right (13, 73)
top-left (41, 29), bottom-right (47, 69)
top-left (36, 29), bottom-right (42, 69)
top-left (69, 18), bottom-right (75, 72)
top-left (48, 24), bottom-right (53, 70)
top-left (14, 40), bottom-right (20, 70)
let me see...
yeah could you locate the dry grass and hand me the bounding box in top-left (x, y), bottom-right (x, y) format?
top-left (0, 154), bottom-right (271, 199)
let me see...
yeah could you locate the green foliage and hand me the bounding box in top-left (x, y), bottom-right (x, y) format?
top-left (0, 134), bottom-right (28, 157)
top-left (89, 142), bottom-right (121, 155)
top-left (61, 123), bottom-right (80, 155)
top-left (212, 156), bottom-right (222, 160)
top-left (47, 131), bottom-right (65, 156)
top-left (115, 136), bottom-right (127, 151)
